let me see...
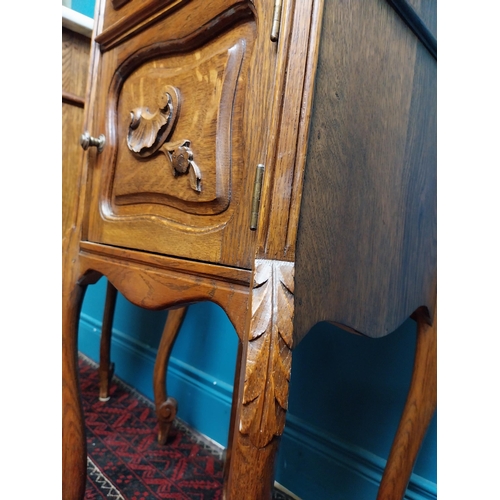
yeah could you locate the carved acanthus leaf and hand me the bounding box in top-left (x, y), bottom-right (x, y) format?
top-left (241, 260), bottom-right (294, 448)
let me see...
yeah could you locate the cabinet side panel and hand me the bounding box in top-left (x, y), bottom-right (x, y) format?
top-left (294, 0), bottom-right (436, 341)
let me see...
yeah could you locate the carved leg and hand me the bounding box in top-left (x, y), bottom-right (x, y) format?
top-left (224, 260), bottom-right (294, 499)
top-left (222, 339), bottom-right (244, 487)
top-left (153, 306), bottom-right (188, 444)
top-left (62, 279), bottom-right (87, 500)
top-left (99, 281), bottom-right (118, 401)
top-left (377, 308), bottom-right (437, 500)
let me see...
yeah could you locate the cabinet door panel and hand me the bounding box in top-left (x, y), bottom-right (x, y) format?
top-left (111, 30), bottom-right (247, 216)
top-left (85, 0), bottom-right (275, 267)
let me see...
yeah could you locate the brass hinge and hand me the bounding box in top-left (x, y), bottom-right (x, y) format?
top-left (270, 0), bottom-right (283, 42)
top-left (250, 164), bottom-right (265, 230)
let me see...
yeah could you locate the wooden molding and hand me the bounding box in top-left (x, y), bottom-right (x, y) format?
top-left (255, 0), bottom-right (321, 261)
top-left (96, 0), bottom-right (201, 51)
top-left (112, 0), bottom-right (130, 9)
top-left (77, 242), bottom-right (251, 337)
top-left (79, 241), bottom-right (252, 286)
top-left (241, 259), bottom-right (295, 448)
top-left (100, 28), bottom-right (248, 222)
top-left (62, 90), bottom-right (85, 108)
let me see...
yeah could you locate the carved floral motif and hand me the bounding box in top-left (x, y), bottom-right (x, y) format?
top-left (126, 85), bottom-right (202, 192)
top-left (241, 260), bottom-right (294, 448)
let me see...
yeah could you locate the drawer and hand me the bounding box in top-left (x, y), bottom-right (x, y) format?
top-left (83, 0), bottom-right (278, 268)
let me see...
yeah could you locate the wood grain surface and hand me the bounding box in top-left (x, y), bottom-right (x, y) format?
top-left (294, 0), bottom-right (437, 342)
top-left (62, 27), bottom-right (94, 500)
top-left (78, 243), bottom-right (251, 337)
top-left (63, 0), bottom-right (437, 498)
top-left (255, 0), bottom-right (320, 261)
top-left (62, 28), bottom-right (91, 97)
top-left (62, 28), bottom-right (91, 240)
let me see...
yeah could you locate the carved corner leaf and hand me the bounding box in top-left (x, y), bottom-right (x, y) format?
top-left (276, 265), bottom-right (294, 348)
top-left (241, 260), bottom-right (294, 449)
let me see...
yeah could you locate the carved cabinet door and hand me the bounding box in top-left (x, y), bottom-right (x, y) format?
top-left (82, 0), bottom-right (279, 269)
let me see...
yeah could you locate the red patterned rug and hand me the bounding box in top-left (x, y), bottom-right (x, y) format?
top-left (79, 354), bottom-right (296, 500)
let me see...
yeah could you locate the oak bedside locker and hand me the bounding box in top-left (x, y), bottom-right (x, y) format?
top-left (62, 0), bottom-right (436, 498)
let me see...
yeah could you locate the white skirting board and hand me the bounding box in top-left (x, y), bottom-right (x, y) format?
top-left (62, 5), bottom-right (93, 38)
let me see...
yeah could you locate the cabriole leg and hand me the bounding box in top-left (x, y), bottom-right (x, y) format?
top-left (62, 279), bottom-right (87, 500)
top-left (98, 281), bottom-right (118, 401)
top-left (377, 307), bottom-right (437, 500)
top-left (154, 306), bottom-right (188, 444)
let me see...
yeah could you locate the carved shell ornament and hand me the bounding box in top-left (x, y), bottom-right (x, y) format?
top-left (126, 85), bottom-right (202, 192)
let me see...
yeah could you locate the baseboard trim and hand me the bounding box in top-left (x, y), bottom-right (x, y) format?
top-left (283, 414), bottom-right (437, 500)
top-left (78, 313), bottom-right (436, 500)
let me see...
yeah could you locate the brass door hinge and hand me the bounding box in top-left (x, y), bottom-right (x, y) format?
top-left (250, 164), bottom-right (265, 230)
top-left (270, 0), bottom-right (283, 42)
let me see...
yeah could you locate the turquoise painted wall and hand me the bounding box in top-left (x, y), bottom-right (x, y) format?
top-left (71, 3), bottom-right (436, 498)
top-left (69, 0), bottom-right (95, 18)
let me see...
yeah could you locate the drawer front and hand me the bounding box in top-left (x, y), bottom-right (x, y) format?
top-left (84, 0), bottom-right (278, 268)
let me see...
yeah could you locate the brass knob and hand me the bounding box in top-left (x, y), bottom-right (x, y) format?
top-left (80, 132), bottom-right (106, 153)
